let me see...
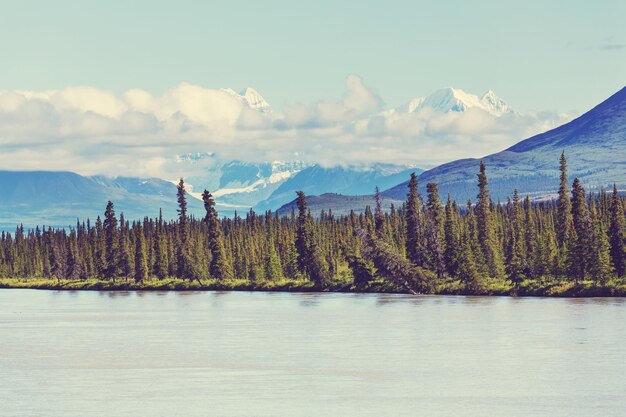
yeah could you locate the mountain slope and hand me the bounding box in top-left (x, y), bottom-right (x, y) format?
top-left (276, 193), bottom-right (405, 217)
top-left (0, 171), bottom-right (204, 229)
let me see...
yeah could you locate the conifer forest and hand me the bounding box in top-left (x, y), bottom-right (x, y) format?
top-left (2, 153), bottom-right (625, 296)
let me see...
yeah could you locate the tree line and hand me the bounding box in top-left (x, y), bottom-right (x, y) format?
top-left (1, 152), bottom-right (625, 294)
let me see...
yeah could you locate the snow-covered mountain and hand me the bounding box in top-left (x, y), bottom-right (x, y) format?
top-left (178, 155), bottom-right (422, 214)
top-left (181, 157), bottom-right (305, 213)
top-left (221, 87), bottom-right (272, 113)
top-left (255, 163), bottom-right (423, 212)
top-left (397, 87), bottom-right (514, 116)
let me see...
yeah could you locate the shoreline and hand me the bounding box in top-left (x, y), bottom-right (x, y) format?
top-left (1, 278), bottom-right (625, 297)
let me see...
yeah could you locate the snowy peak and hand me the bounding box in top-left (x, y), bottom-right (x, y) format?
top-left (212, 160), bottom-right (303, 198)
top-left (243, 88), bottom-right (272, 113)
top-left (422, 87), bottom-right (485, 113)
top-left (221, 87), bottom-right (272, 113)
top-left (404, 97), bottom-right (426, 113)
top-left (480, 90), bottom-right (514, 116)
top-left (401, 87), bottom-right (514, 116)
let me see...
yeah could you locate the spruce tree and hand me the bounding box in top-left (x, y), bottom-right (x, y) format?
top-left (425, 182), bottom-right (445, 277)
top-left (374, 186), bottom-right (385, 237)
top-left (66, 229), bottom-right (83, 280)
top-left (202, 189), bottom-right (232, 280)
top-left (557, 151), bottom-right (575, 276)
top-left (588, 197), bottom-right (613, 283)
top-left (118, 213), bottom-right (133, 280)
top-left (405, 172), bottom-right (425, 267)
top-left (295, 191), bottom-right (311, 274)
top-left (506, 190), bottom-right (525, 285)
top-left (475, 162), bottom-right (504, 278)
top-left (571, 178), bottom-right (591, 281)
top-left (94, 216), bottom-right (106, 278)
top-left (103, 201), bottom-right (119, 280)
top-left (444, 195), bottom-right (460, 278)
top-left (523, 196), bottom-right (536, 277)
top-left (153, 209), bottom-right (169, 279)
top-left (609, 185), bottom-right (625, 277)
top-left (457, 223), bottom-right (483, 292)
top-left (134, 224), bottom-right (148, 283)
top-left (263, 211), bottom-right (283, 281)
top-left (176, 178), bottom-right (192, 279)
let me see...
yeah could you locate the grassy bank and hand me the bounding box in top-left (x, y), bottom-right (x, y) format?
top-left (1, 276), bottom-right (626, 297)
top-left (0, 277), bottom-right (318, 292)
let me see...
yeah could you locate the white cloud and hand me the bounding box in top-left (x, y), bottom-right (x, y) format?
top-left (0, 75), bottom-right (574, 179)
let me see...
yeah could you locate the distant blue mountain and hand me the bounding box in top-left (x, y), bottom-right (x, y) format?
top-left (0, 171), bottom-right (204, 230)
top-left (255, 164), bottom-right (422, 212)
top-left (0, 163), bottom-right (422, 229)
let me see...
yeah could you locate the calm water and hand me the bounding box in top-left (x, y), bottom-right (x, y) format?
top-left (1, 290), bottom-right (625, 417)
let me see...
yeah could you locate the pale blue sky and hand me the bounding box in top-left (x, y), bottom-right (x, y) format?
top-left (0, 0), bottom-right (624, 112)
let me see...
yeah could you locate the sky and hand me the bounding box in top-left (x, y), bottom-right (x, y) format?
top-left (0, 0), bottom-right (624, 178)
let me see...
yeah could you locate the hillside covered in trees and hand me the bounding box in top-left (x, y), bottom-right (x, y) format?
top-left (1, 153), bottom-right (625, 296)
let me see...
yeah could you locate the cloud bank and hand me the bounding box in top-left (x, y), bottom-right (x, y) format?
top-left (0, 75), bottom-right (573, 179)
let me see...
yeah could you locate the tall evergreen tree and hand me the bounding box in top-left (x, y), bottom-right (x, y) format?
top-left (103, 201), bottom-right (119, 280)
top-left (506, 190), bottom-right (525, 285)
top-left (444, 195), bottom-right (460, 278)
top-left (405, 172), bottom-right (425, 267)
top-left (66, 229), bottom-right (83, 279)
top-left (571, 178), bottom-right (591, 281)
top-left (425, 182), bottom-right (445, 277)
top-left (153, 209), bottom-right (169, 279)
top-left (176, 178), bottom-right (191, 279)
top-left (557, 151), bottom-right (575, 276)
top-left (475, 161), bottom-right (504, 278)
top-left (588, 197), bottom-right (613, 283)
top-left (457, 222), bottom-right (483, 292)
top-left (203, 189), bottom-right (233, 280)
top-left (523, 196), bottom-right (536, 277)
top-left (609, 184), bottom-right (625, 277)
top-left (374, 186), bottom-right (385, 237)
top-left (263, 212), bottom-right (283, 281)
top-left (118, 213), bottom-right (133, 280)
top-left (134, 224), bottom-right (148, 283)
top-left (94, 216), bottom-right (106, 278)
top-left (295, 191), bottom-right (311, 274)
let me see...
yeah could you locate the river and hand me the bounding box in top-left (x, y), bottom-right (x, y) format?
top-left (1, 290), bottom-right (625, 416)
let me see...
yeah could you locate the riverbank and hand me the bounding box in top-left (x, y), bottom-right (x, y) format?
top-left (1, 277), bottom-right (625, 297)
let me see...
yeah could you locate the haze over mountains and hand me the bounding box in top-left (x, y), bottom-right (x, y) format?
top-left (2, 85), bottom-right (621, 228)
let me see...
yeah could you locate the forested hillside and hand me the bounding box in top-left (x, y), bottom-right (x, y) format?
top-left (1, 154), bottom-right (625, 296)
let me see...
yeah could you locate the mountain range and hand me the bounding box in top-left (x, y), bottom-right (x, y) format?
top-left (293, 86), bottom-right (626, 215)
top-left (0, 162), bottom-right (422, 229)
top-left (1, 85), bottom-right (623, 228)
top-left (393, 87), bottom-right (515, 116)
